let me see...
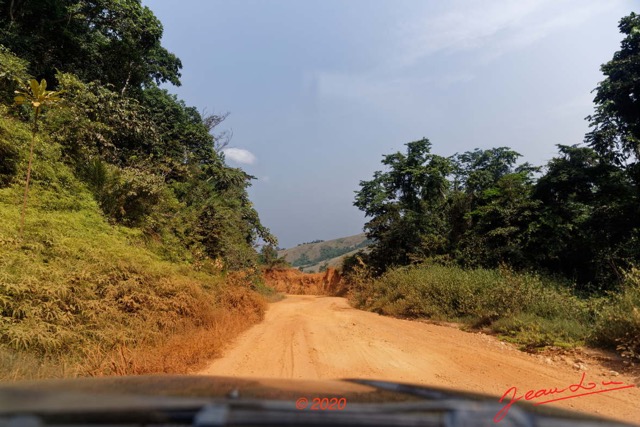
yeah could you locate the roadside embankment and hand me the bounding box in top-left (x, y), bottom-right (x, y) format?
top-left (262, 268), bottom-right (345, 295)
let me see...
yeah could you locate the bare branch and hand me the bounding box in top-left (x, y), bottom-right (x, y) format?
top-left (201, 108), bottom-right (232, 154)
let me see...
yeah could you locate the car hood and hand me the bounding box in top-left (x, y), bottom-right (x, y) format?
top-left (0, 376), bottom-right (636, 426)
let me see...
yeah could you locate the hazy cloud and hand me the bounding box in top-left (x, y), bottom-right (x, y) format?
top-left (395, 0), bottom-right (621, 66)
top-left (315, 70), bottom-right (474, 114)
top-left (223, 148), bottom-right (257, 165)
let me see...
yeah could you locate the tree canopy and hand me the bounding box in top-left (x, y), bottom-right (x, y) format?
top-left (0, 0), bottom-right (181, 94)
top-left (586, 12), bottom-right (640, 165)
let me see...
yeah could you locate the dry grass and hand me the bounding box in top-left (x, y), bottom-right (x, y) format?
top-left (0, 279), bottom-right (267, 380)
top-left (78, 287), bottom-right (266, 376)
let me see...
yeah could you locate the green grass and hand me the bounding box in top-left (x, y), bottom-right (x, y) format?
top-left (0, 112), bottom-right (269, 379)
top-left (348, 263), bottom-right (639, 359)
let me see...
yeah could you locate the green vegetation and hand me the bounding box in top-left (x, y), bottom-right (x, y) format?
top-left (348, 263), bottom-right (640, 359)
top-left (0, 0), bottom-right (276, 378)
top-left (292, 253), bottom-right (312, 267)
top-left (297, 239), bottom-right (324, 246)
top-left (258, 244), bottom-right (289, 270)
top-left (292, 239), bottom-right (371, 268)
top-left (347, 12), bottom-right (640, 361)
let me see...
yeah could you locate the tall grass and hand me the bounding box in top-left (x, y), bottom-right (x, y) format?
top-left (348, 263), bottom-right (639, 359)
top-left (590, 268), bottom-right (640, 361)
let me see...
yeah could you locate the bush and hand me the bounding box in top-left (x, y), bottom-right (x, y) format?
top-left (81, 158), bottom-right (176, 228)
top-left (0, 129), bottom-right (20, 187)
top-left (348, 263), bottom-right (591, 349)
top-left (0, 46), bottom-right (30, 106)
top-left (591, 268), bottom-right (640, 362)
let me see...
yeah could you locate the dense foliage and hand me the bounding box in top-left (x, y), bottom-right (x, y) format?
top-left (0, 0), bottom-right (181, 95)
top-left (0, 0), bottom-right (275, 269)
top-left (352, 12), bottom-right (640, 293)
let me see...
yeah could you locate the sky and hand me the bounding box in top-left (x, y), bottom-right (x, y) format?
top-left (143, 0), bottom-right (636, 249)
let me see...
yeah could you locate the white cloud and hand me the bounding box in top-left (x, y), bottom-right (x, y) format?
top-left (222, 148), bottom-right (257, 165)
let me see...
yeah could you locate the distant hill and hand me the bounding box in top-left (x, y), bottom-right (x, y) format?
top-left (278, 233), bottom-right (371, 272)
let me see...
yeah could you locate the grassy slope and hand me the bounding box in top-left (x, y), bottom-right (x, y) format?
top-left (0, 112), bottom-right (266, 379)
top-left (278, 233), bottom-right (369, 272)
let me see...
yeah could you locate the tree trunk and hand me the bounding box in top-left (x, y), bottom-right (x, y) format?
top-left (20, 108), bottom-right (39, 238)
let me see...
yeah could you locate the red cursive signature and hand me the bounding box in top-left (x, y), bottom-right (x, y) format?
top-left (494, 372), bottom-right (635, 423)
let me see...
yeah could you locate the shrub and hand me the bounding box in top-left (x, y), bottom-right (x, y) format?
top-left (0, 115), bottom-right (21, 187)
top-left (591, 268), bottom-right (640, 362)
top-left (348, 263), bottom-right (591, 349)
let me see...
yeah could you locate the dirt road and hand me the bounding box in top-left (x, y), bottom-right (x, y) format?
top-left (199, 295), bottom-right (640, 423)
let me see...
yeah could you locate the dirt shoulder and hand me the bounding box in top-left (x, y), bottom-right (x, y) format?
top-left (198, 295), bottom-right (640, 423)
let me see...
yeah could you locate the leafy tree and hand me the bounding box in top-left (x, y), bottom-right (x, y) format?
top-left (171, 161), bottom-right (276, 270)
top-left (13, 78), bottom-right (62, 237)
top-left (450, 147), bottom-right (522, 196)
top-left (586, 12), bottom-right (640, 165)
top-left (354, 138), bottom-right (452, 272)
top-left (446, 148), bottom-right (539, 267)
top-left (0, 0), bottom-right (181, 94)
top-left (458, 171), bottom-right (540, 268)
top-left (531, 145), bottom-right (639, 289)
top-left (139, 86), bottom-right (217, 181)
top-left (447, 147), bottom-right (536, 254)
top-left (259, 244), bottom-right (278, 265)
top-left (258, 244), bottom-right (288, 269)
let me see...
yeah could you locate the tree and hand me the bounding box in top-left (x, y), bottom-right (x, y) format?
top-left (586, 12), bottom-right (640, 165)
top-left (0, 0), bottom-right (181, 94)
top-left (13, 78), bottom-right (62, 237)
top-left (259, 244), bottom-right (278, 265)
top-left (139, 86), bottom-right (218, 180)
top-left (451, 147), bottom-right (522, 196)
top-left (48, 71), bottom-right (158, 164)
top-left (531, 145), bottom-right (639, 289)
top-left (354, 138), bottom-right (452, 272)
top-left (447, 147), bottom-right (536, 255)
top-left (259, 244), bottom-right (288, 269)
top-left (458, 171), bottom-right (540, 268)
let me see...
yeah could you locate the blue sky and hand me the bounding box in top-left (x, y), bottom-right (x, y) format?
top-left (144, 0), bottom-right (635, 248)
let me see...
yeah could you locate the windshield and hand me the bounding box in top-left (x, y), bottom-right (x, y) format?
top-left (0, 1), bottom-right (638, 426)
